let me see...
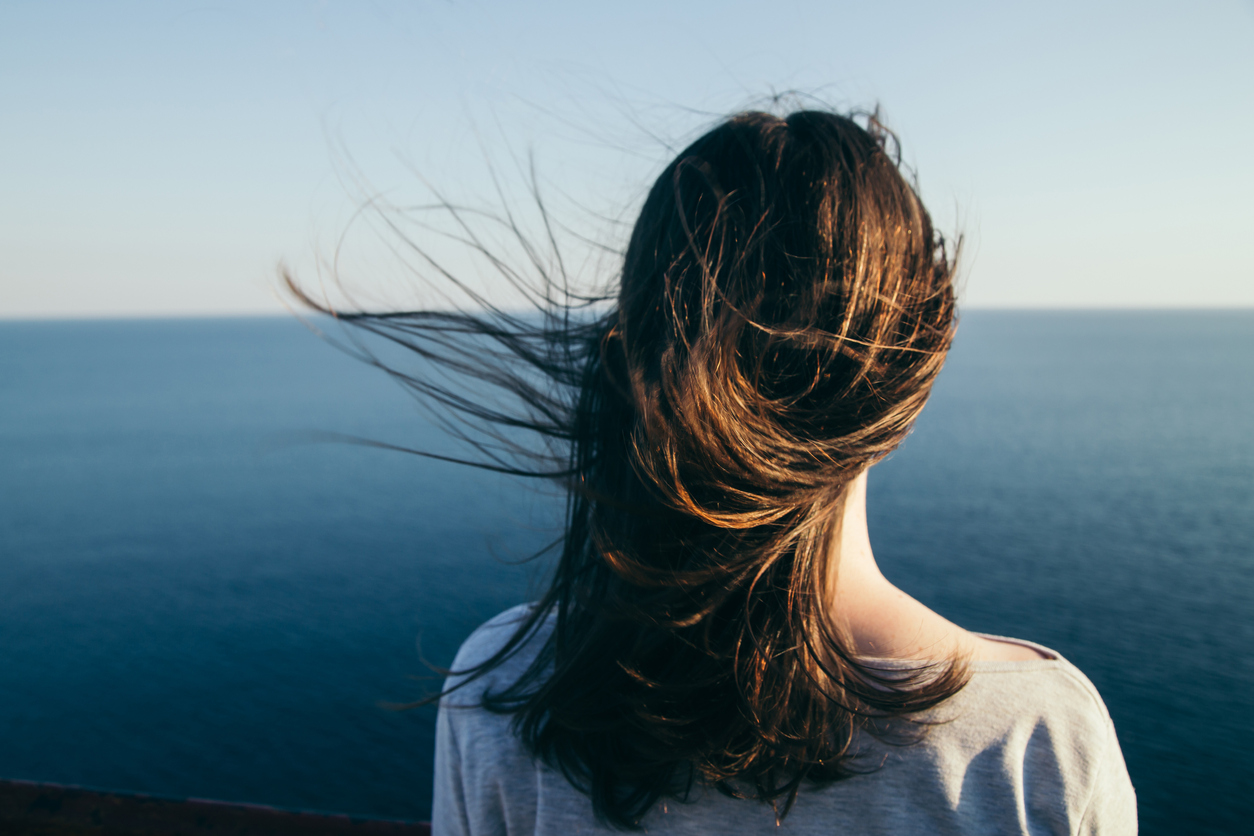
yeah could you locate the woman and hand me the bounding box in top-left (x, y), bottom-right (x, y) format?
top-left (301, 109), bottom-right (1136, 833)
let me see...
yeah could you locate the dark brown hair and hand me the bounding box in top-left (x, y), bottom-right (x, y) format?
top-left (289, 109), bottom-right (962, 828)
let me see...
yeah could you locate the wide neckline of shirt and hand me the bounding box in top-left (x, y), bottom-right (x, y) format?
top-left (855, 633), bottom-right (1068, 675)
top-left (486, 606), bottom-right (1070, 675)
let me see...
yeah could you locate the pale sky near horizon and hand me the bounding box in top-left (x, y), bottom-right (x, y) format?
top-left (2, 0), bottom-right (1252, 318)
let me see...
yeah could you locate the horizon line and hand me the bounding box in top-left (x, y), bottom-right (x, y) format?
top-left (3, 303), bottom-right (1254, 323)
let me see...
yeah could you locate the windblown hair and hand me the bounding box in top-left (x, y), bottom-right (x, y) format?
top-left (290, 109), bottom-right (962, 828)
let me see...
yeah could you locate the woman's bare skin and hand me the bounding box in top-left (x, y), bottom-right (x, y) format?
top-left (829, 470), bottom-right (1051, 663)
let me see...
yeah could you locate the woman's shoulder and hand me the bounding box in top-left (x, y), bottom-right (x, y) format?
top-left (451, 603), bottom-right (541, 664)
top-left (930, 638), bottom-right (1126, 787)
top-left (443, 603), bottom-right (552, 706)
top-left (963, 635), bottom-right (1113, 721)
top-left (911, 642), bottom-right (1137, 832)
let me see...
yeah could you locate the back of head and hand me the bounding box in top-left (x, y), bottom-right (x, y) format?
top-left (615, 110), bottom-right (954, 534)
top-left (493, 110), bottom-right (961, 827)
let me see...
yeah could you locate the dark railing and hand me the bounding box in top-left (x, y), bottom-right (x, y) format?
top-left (0, 779), bottom-right (431, 835)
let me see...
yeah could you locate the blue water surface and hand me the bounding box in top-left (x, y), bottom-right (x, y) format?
top-left (0, 312), bottom-right (1250, 835)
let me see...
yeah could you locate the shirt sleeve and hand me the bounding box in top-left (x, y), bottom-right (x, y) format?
top-left (431, 605), bottom-right (545, 836)
top-left (433, 694), bottom-right (519, 836)
top-left (1076, 717), bottom-right (1138, 835)
top-left (432, 700), bottom-right (473, 836)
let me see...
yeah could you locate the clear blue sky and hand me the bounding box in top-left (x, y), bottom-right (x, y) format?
top-left (2, 0), bottom-right (1251, 317)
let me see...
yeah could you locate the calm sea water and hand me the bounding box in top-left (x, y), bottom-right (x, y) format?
top-left (0, 313), bottom-right (1250, 834)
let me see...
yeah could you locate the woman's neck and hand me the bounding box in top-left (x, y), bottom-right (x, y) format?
top-left (827, 470), bottom-right (1048, 663)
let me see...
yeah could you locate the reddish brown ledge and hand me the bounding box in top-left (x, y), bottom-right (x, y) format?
top-left (0, 779), bottom-right (431, 835)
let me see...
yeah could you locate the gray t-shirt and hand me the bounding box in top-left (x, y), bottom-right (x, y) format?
top-left (433, 605), bottom-right (1137, 835)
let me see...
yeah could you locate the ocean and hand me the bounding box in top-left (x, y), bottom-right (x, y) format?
top-left (0, 312), bottom-right (1250, 834)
